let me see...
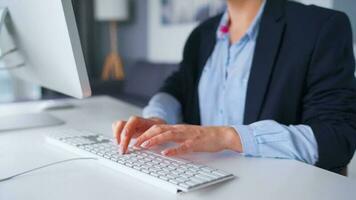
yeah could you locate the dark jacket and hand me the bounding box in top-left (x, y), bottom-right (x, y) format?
top-left (160, 0), bottom-right (356, 173)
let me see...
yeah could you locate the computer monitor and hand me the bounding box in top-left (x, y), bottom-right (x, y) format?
top-left (0, 0), bottom-right (91, 131)
top-left (0, 0), bottom-right (91, 98)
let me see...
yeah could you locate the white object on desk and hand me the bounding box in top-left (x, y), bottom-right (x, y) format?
top-left (46, 131), bottom-right (235, 193)
top-left (0, 113), bottom-right (64, 132)
top-left (0, 0), bottom-right (93, 131)
top-left (0, 96), bottom-right (355, 200)
top-left (39, 100), bottom-right (76, 111)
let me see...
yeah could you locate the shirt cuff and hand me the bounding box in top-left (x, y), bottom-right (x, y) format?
top-left (231, 125), bottom-right (259, 156)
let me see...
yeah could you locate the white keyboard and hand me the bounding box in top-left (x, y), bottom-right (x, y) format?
top-left (46, 129), bottom-right (235, 193)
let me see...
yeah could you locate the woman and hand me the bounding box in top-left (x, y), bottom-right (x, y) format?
top-left (113, 0), bottom-right (356, 174)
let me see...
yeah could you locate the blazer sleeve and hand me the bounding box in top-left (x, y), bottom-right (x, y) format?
top-left (159, 27), bottom-right (200, 104)
top-left (302, 12), bottom-right (356, 171)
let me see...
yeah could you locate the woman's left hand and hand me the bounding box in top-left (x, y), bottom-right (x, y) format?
top-left (134, 124), bottom-right (243, 156)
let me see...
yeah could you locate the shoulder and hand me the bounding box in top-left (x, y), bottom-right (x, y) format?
top-left (284, 1), bottom-right (351, 33)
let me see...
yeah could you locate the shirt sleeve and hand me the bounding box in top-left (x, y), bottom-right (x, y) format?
top-left (232, 120), bottom-right (319, 165)
top-left (142, 92), bottom-right (182, 124)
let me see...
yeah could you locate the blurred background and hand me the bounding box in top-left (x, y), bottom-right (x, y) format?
top-left (0, 0), bottom-right (355, 106)
top-left (0, 0), bottom-right (355, 177)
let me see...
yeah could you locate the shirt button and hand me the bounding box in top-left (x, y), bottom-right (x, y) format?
top-left (219, 109), bottom-right (224, 114)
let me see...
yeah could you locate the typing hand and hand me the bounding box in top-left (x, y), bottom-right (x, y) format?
top-left (112, 116), bottom-right (166, 154)
top-left (134, 125), bottom-right (243, 156)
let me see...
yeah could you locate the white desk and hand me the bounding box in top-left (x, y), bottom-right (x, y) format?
top-left (0, 96), bottom-right (355, 200)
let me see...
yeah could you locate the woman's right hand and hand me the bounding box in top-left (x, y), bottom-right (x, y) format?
top-left (112, 116), bottom-right (166, 154)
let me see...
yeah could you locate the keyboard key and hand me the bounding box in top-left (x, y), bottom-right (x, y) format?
top-left (133, 166), bottom-right (141, 170)
top-left (141, 169), bottom-right (150, 174)
top-left (150, 172), bottom-right (159, 177)
top-left (186, 180), bottom-right (200, 187)
top-left (167, 165), bottom-right (176, 170)
top-left (117, 160), bottom-right (125, 164)
top-left (172, 171), bottom-right (181, 176)
top-left (178, 183), bottom-right (190, 189)
top-left (159, 176), bottom-right (169, 181)
top-left (176, 177), bottom-right (188, 182)
top-left (110, 157), bottom-right (118, 162)
top-left (182, 173), bottom-right (194, 179)
top-left (124, 163), bottom-right (133, 167)
top-left (201, 167), bottom-right (214, 173)
top-left (166, 174), bottom-right (178, 179)
top-left (212, 170), bottom-right (228, 177)
top-left (169, 179), bottom-right (179, 185)
top-left (140, 165), bottom-right (149, 170)
top-left (158, 171), bottom-right (167, 176)
top-left (195, 174), bottom-right (213, 181)
top-left (191, 176), bottom-right (207, 183)
top-left (199, 171), bottom-right (218, 179)
top-left (159, 162), bottom-right (168, 167)
top-left (185, 171), bottom-right (195, 177)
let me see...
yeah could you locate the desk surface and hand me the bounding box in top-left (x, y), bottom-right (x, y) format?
top-left (0, 96), bottom-right (355, 200)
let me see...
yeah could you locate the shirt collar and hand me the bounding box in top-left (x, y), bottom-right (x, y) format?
top-left (217, 0), bottom-right (266, 41)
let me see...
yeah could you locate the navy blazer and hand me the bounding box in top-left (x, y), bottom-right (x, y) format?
top-left (160, 0), bottom-right (356, 173)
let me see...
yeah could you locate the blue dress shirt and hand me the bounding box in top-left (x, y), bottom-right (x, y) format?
top-left (143, 1), bottom-right (318, 165)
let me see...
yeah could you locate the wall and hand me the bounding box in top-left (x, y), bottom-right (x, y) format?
top-left (147, 0), bottom-right (197, 62)
top-left (333, 0), bottom-right (356, 44)
top-left (113, 0), bottom-right (356, 64)
top-left (117, 0), bottom-right (149, 61)
top-left (96, 0), bottom-right (198, 64)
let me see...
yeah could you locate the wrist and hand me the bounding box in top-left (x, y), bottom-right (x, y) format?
top-left (223, 127), bottom-right (243, 153)
top-left (149, 117), bottom-right (166, 124)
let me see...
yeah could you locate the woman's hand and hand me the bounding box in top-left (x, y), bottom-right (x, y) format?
top-left (134, 124), bottom-right (243, 156)
top-left (112, 116), bottom-right (166, 154)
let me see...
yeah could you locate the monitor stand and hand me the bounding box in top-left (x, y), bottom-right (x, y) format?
top-left (0, 112), bottom-right (65, 132)
top-left (39, 100), bottom-right (76, 111)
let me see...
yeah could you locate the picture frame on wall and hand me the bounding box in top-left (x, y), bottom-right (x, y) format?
top-left (147, 0), bottom-right (225, 62)
top-left (160, 0), bottom-right (225, 25)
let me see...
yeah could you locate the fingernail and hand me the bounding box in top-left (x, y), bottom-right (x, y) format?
top-left (141, 141), bottom-right (150, 148)
top-left (120, 134), bottom-right (126, 144)
top-left (133, 146), bottom-right (141, 150)
top-left (161, 150), bottom-right (169, 156)
top-left (119, 147), bottom-right (124, 155)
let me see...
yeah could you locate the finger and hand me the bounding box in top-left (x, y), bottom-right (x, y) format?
top-left (161, 140), bottom-right (194, 156)
top-left (112, 121), bottom-right (126, 144)
top-left (134, 124), bottom-right (169, 148)
top-left (140, 130), bottom-right (183, 148)
top-left (120, 116), bottom-right (141, 154)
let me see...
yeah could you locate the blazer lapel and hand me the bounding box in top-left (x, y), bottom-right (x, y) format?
top-left (244, 0), bottom-right (287, 124)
